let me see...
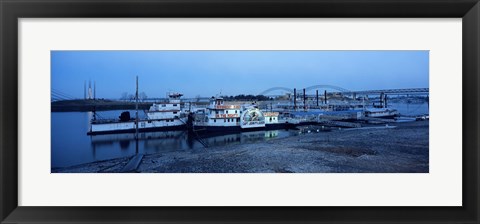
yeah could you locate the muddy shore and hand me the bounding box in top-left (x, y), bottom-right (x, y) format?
top-left (53, 120), bottom-right (429, 173)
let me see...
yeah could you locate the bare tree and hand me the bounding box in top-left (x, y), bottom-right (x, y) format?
top-left (120, 92), bottom-right (129, 101)
top-left (128, 94), bottom-right (135, 101)
top-left (196, 95), bottom-right (201, 102)
top-left (139, 92), bottom-right (148, 102)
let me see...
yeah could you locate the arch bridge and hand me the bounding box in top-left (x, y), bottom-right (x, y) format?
top-left (259, 86), bottom-right (428, 96)
top-left (259, 85), bottom-right (350, 96)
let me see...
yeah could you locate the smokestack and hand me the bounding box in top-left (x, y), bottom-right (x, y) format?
top-left (303, 88), bottom-right (306, 111)
top-left (94, 81), bottom-right (96, 100)
top-left (293, 88), bottom-right (297, 110)
top-left (316, 90), bottom-right (319, 106)
top-left (384, 94), bottom-right (388, 108)
top-left (324, 90), bottom-right (327, 104)
top-left (88, 80), bottom-right (92, 99)
top-left (380, 92), bottom-right (384, 108)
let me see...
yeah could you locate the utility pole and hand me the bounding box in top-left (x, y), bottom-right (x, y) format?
top-left (293, 88), bottom-right (297, 111)
top-left (303, 88), bottom-right (306, 111)
top-left (135, 76), bottom-right (139, 140)
top-left (324, 90), bottom-right (327, 104)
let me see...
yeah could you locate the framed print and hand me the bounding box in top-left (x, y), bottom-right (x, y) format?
top-left (1, 0), bottom-right (479, 223)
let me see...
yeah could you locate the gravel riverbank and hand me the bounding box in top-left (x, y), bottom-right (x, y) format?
top-left (53, 120), bottom-right (429, 173)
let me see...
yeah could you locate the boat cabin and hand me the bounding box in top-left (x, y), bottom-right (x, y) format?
top-left (204, 96), bottom-right (242, 126)
top-left (146, 92), bottom-right (183, 120)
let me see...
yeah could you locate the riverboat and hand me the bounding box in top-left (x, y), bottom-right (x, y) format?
top-left (192, 96), bottom-right (282, 133)
top-left (364, 107), bottom-right (399, 119)
top-left (87, 93), bottom-right (187, 135)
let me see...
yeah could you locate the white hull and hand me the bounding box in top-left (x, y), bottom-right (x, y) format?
top-left (90, 118), bottom-right (187, 134)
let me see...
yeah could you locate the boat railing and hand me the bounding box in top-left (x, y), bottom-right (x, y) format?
top-left (91, 118), bottom-right (124, 124)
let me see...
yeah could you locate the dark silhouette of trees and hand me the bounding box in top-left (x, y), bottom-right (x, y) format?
top-left (221, 94), bottom-right (271, 101)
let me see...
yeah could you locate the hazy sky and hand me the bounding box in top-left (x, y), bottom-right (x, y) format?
top-left (51, 50), bottom-right (429, 99)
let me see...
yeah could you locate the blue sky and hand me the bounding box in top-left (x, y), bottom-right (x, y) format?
top-left (51, 50), bottom-right (429, 99)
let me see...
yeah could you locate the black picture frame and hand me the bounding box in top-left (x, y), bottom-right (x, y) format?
top-left (1, 0), bottom-right (479, 223)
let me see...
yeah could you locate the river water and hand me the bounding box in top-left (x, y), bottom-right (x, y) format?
top-left (51, 110), bottom-right (299, 168)
top-left (51, 102), bottom-right (428, 168)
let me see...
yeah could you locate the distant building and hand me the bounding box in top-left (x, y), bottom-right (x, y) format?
top-left (85, 80), bottom-right (95, 100)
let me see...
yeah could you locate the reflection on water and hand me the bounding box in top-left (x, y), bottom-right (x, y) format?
top-left (52, 110), bottom-right (298, 168)
top-left (89, 130), bottom-right (293, 154)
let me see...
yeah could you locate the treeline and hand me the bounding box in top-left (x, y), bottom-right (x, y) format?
top-left (120, 92), bottom-right (148, 101)
top-left (221, 94), bottom-right (272, 101)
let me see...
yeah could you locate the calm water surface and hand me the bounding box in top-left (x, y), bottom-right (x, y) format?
top-left (51, 110), bottom-right (298, 168)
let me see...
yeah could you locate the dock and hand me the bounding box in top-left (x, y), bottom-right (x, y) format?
top-left (120, 154), bottom-right (144, 172)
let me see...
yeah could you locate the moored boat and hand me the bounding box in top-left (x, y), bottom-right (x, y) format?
top-left (193, 96), bottom-right (289, 133)
top-left (364, 107), bottom-right (399, 119)
top-left (88, 92), bottom-right (187, 135)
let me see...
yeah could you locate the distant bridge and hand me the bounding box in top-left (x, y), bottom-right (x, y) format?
top-left (259, 85), bottom-right (428, 96)
top-left (259, 85), bottom-right (350, 95)
top-left (343, 88), bottom-right (429, 95)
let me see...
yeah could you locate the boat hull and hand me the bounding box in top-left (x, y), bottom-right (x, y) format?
top-left (88, 118), bottom-right (187, 135)
top-left (192, 122), bottom-right (296, 134)
top-left (87, 124), bottom-right (187, 135)
top-left (265, 122), bottom-right (296, 130)
top-left (192, 125), bottom-right (244, 133)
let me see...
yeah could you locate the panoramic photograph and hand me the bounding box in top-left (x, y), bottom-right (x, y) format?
top-left (51, 50), bottom-right (429, 173)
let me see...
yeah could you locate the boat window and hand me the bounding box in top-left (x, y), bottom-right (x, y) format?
top-left (235, 110), bottom-right (237, 113)
top-left (216, 111), bottom-right (219, 114)
top-left (173, 104), bottom-right (177, 106)
top-left (173, 111), bottom-right (177, 114)
top-left (226, 111), bottom-right (228, 114)
top-left (269, 117), bottom-right (272, 121)
top-left (214, 119), bottom-right (216, 123)
top-left (162, 104), bottom-right (166, 107)
top-left (237, 118), bottom-right (240, 122)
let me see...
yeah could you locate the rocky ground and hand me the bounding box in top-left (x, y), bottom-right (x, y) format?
top-left (53, 120), bottom-right (429, 173)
